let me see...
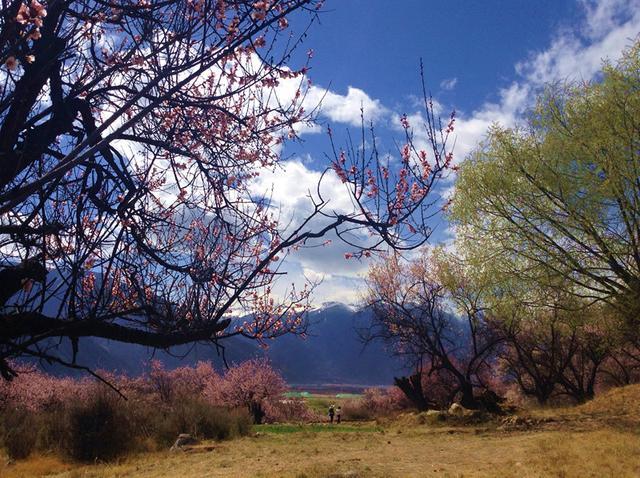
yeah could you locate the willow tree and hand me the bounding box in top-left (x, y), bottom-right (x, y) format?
top-left (451, 40), bottom-right (640, 326)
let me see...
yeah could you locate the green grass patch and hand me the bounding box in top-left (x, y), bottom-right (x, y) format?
top-left (305, 396), bottom-right (332, 415)
top-left (306, 395), bottom-right (362, 414)
top-left (283, 391), bottom-right (311, 398)
top-left (254, 424), bottom-right (382, 434)
top-left (335, 393), bottom-right (362, 399)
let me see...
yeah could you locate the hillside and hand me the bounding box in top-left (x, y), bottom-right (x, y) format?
top-left (528, 383), bottom-right (640, 430)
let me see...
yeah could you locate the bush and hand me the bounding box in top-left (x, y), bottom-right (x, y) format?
top-left (1, 407), bottom-right (38, 460)
top-left (35, 405), bottom-right (69, 453)
top-left (63, 394), bottom-right (135, 462)
top-left (232, 408), bottom-right (252, 436)
top-left (264, 398), bottom-right (317, 423)
top-left (189, 402), bottom-right (234, 440)
top-left (150, 398), bottom-right (251, 446)
top-left (341, 399), bottom-right (375, 421)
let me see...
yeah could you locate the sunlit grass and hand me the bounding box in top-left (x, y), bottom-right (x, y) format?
top-left (255, 423), bottom-right (382, 434)
top-left (4, 385), bottom-right (640, 477)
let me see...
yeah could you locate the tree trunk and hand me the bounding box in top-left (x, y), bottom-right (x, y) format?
top-left (249, 401), bottom-right (265, 424)
top-left (394, 373), bottom-right (430, 411)
top-left (459, 382), bottom-right (478, 409)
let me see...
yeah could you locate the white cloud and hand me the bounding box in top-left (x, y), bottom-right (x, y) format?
top-left (250, 158), bottom-right (353, 216)
top-left (249, 159), bottom-right (371, 276)
top-left (453, 82), bottom-right (530, 161)
top-left (440, 77), bottom-right (458, 91)
top-left (453, 0), bottom-right (640, 164)
top-left (312, 274), bottom-right (365, 304)
top-left (303, 267), bottom-right (331, 283)
top-left (304, 85), bottom-right (387, 127)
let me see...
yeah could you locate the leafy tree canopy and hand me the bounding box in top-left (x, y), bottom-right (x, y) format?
top-left (451, 40), bottom-right (640, 324)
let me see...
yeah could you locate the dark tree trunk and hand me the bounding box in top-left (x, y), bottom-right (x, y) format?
top-left (394, 373), bottom-right (430, 411)
top-left (533, 381), bottom-right (556, 405)
top-left (459, 382), bottom-right (478, 409)
top-left (249, 401), bottom-right (265, 424)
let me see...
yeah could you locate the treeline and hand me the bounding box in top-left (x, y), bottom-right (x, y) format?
top-left (363, 40), bottom-right (640, 410)
top-left (0, 358), bottom-right (414, 463)
top-left (0, 359), bottom-right (312, 462)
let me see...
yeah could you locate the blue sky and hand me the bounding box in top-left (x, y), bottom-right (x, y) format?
top-left (258, 0), bottom-right (640, 305)
top-left (300, 1), bottom-right (578, 107)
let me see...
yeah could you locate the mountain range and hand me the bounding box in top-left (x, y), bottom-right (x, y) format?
top-left (34, 302), bottom-right (409, 387)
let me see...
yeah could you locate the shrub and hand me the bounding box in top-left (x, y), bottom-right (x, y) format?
top-left (1, 407), bottom-right (38, 460)
top-left (35, 405), bottom-right (70, 453)
top-left (341, 399), bottom-right (375, 421)
top-left (63, 394), bottom-right (135, 462)
top-left (264, 398), bottom-right (317, 423)
top-left (150, 398), bottom-right (251, 445)
top-left (232, 408), bottom-right (252, 436)
top-left (187, 401), bottom-right (234, 440)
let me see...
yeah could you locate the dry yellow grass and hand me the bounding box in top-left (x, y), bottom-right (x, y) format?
top-left (4, 385), bottom-right (640, 477)
top-left (11, 424), bottom-right (636, 478)
top-left (0, 455), bottom-right (72, 478)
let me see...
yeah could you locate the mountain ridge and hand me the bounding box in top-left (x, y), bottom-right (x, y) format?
top-left (32, 302), bottom-right (409, 386)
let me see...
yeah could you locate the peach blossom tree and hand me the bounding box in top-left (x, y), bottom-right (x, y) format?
top-left (0, 1), bottom-right (455, 381)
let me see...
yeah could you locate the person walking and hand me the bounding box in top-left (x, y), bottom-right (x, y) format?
top-left (328, 404), bottom-right (335, 424)
top-left (336, 406), bottom-right (342, 424)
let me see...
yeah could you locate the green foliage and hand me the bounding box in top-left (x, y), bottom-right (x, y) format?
top-left (451, 40), bottom-right (640, 321)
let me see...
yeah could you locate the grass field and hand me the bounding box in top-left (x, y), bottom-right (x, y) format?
top-left (305, 394), bottom-right (355, 416)
top-left (2, 386), bottom-right (640, 477)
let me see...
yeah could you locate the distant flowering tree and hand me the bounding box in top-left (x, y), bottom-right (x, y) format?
top-left (147, 359), bottom-right (219, 403)
top-left (362, 249), bottom-right (502, 410)
top-left (0, 1), bottom-right (455, 380)
top-left (206, 358), bottom-right (285, 423)
top-left (0, 362), bottom-right (88, 411)
top-left (361, 386), bottom-right (410, 414)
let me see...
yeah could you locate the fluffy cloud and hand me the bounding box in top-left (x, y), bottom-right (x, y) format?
top-left (250, 158), bottom-right (353, 217)
top-left (304, 85), bottom-right (387, 127)
top-left (453, 82), bottom-right (530, 161)
top-left (454, 0), bottom-right (640, 162)
top-left (517, 1), bottom-right (640, 85)
top-left (249, 159), bottom-right (372, 280)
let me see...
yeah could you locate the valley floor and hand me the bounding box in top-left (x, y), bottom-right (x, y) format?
top-left (4, 385), bottom-right (640, 478)
top-left (3, 423), bottom-right (639, 477)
